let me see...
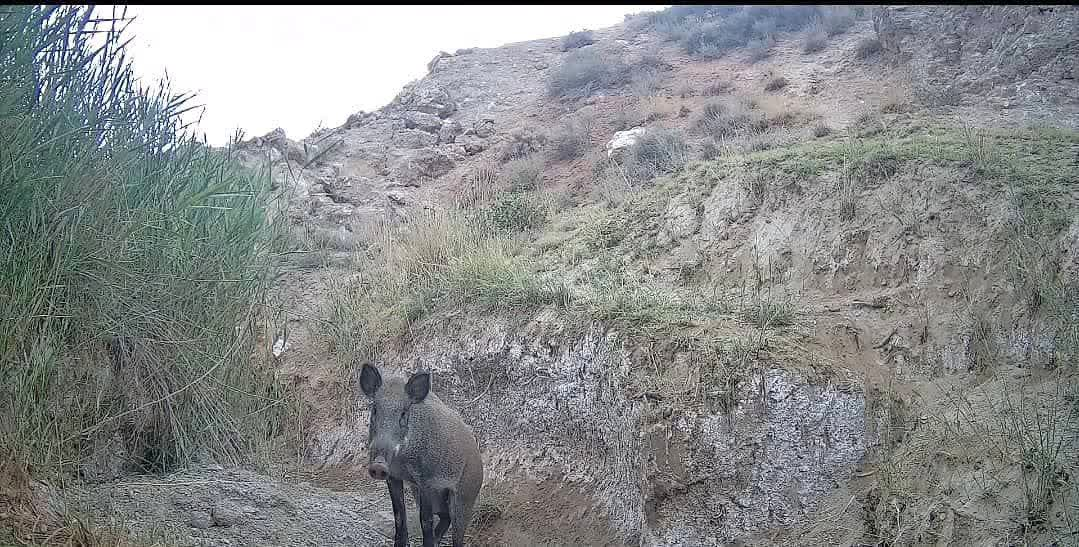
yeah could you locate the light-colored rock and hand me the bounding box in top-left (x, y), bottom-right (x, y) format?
top-left (606, 127), bottom-right (647, 158)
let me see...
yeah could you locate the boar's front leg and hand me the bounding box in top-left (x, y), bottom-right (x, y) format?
top-left (387, 478), bottom-right (408, 547)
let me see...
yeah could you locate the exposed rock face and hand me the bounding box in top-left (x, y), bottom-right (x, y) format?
top-left (392, 84), bottom-right (458, 119)
top-left (401, 110), bottom-right (444, 133)
top-left (309, 315), bottom-right (868, 545)
top-left (392, 146), bottom-right (455, 183)
top-left (877, 5), bottom-right (1079, 114)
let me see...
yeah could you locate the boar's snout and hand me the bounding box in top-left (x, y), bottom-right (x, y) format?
top-left (368, 461), bottom-right (389, 481)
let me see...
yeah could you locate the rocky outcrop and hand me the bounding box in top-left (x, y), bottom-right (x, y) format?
top-left (309, 314), bottom-right (868, 545)
top-left (876, 5), bottom-right (1079, 111)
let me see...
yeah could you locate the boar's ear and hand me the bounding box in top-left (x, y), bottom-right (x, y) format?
top-left (359, 363), bottom-right (382, 398)
top-left (405, 371), bottom-right (431, 403)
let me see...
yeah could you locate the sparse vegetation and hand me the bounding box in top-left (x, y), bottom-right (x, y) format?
top-left (745, 36), bottom-right (775, 62)
top-left (704, 81), bottom-right (735, 96)
top-left (561, 29), bottom-right (595, 51)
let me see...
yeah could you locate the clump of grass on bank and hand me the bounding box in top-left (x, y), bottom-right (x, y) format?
top-left (322, 208), bottom-right (570, 371)
top-left (0, 3), bottom-right (294, 493)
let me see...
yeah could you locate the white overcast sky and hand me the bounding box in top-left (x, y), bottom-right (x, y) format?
top-left (110, 5), bottom-right (667, 146)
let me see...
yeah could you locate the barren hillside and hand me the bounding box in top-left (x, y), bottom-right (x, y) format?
top-left (7, 5), bottom-right (1078, 547)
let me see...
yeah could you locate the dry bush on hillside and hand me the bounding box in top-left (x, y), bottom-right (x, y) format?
top-left (547, 48), bottom-right (632, 99)
top-left (548, 114), bottom-right (595, 161)
top-left (649, 5), bottom-right (825, 59)
top-left (764, 74), bottom-right (790, 92)
top-left (620, 129), bottom-right (689, 183)
top-left (503, 154), bottom-right (546, 191)
top-left (802, 23), bottom-right (829, 54)
top-left (561, 29), bottom-right (595, 51)
top-left (500, 127), bottom-right (548, 162)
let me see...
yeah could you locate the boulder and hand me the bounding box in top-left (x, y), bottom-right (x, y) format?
top-left (438, 119), bottom-right (463, 144)
top-left (606, 127), bottom-right (647, 158)
top-left (396, 85), bottom-right (457, 119)
top-left (396, 147), bottom-right (455, 182)
top-left (402, 110), bottom-right (444, 133)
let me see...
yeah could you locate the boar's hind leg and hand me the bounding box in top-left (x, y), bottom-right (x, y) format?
top-left (433, 488), bottom-right (452, 544)
top-left (413, 484), bottom-right (437, 547)
top-left (449, 487), bottom-right (472, 547)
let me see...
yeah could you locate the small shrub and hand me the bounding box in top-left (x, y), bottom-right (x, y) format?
top-left (457, 164), bottom-right (502, 208)
top-left (746, 36), bottom-right (775, 62)
top-left (854, 37), bottom-right (883, 59)
top-left (679, 105), bottom-right (691, 118)
top-left (741, 171), bottom-right (772, 204)
top-left (694, 100), bottom-right (756, 139)
top-left (802, 28), bottom-right (828, 54)
top-left (623, 129), bottom-right (689, 183)
top-left (838, 189), bottom-right (857, 221)
top-left (739, 292), bottom-right (797, 329)
top-left (637, 45), bottom-right (668, 71)
top-left (500, 127), bottom-right (548, 162)
top-left (503, 154), bottom-right (545, 191)
top-left (481, 192), bottom-right (550, 231)
top-left (547, 48), bottom-right (631, 98)
top-left (562, 29), bottom-right (595, 51)
top-left (548, 115), bottom-right (593, 161)
top-left (704, 81), bottom-right (735, 95)
top-left (630, 67), bottom-right (663, 98)
top-left (764, 74), bottom-right (790, 92)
